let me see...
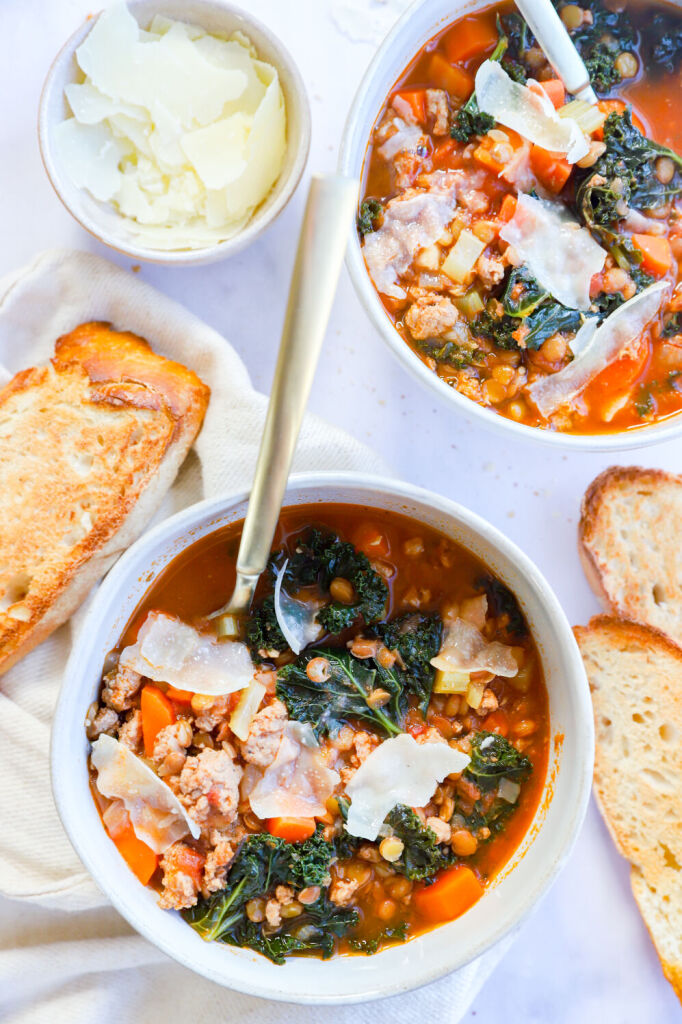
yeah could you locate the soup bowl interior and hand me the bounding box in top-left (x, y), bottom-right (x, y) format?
top-left (38, 0), bottom-right (311, 266)
top-left (51, 473), bottom-right (593, 1003)
top-left (338, 0), bottom-right (682, 452)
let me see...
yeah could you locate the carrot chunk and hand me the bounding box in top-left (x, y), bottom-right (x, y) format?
top-left (352, 522), bottom-right (390, 559)
top-left (482, 709), bottom-right (509, 737)
top-left (165, 686), bottom-right (194, 706)
top-left (427, 53), bottom-right (474, 100)
top-left (530, 145), bottom-right (572, 194)
top-left (140, 684), bottom-right (176, 757)
top-left (111, 822), bottom-right (158, 885)
top-left (443, 14), bottom-right (499, 64)
top-left (267, 817), bottom-right (317, 843)
top-left (536, 78), bottom-right (566, 109)
top-left (631, 234), bottom-right (673, 277)
top-left (392, 88), bottom-right (427, 125)
top-left (585, 335), bottom-right (649, 398)
top-left (414, 865), bottom-right (484, 924)
top-left (498, 194), bottom-right (518, 223)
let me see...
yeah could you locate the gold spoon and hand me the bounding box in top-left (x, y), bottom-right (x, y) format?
top-left (211, 173), bottom-right (358, 632)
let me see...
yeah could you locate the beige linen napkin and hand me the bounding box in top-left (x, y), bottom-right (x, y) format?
top-left (0, 249), bottom-right (512, 1021)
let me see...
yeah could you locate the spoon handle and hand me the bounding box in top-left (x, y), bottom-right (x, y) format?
top-left (226, 174), bottom-right (358, 612)
top-left (514, 0), bottom-right (598, 104)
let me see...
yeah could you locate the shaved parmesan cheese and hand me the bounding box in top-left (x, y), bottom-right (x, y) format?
top-left (119, 610), bottom-right (253, 695)
top-left (528, 282), bottom-right (668, 417)
top-left (500, 194), bottom-right (606, 310)
top-left (273, 560), bottom-right (323, 655)
top-left (91, 734), bottom-right (200, 853)
top-left (363, 190), bottom-right (457, 299)
top-left (431, 618), bottom-right (518, 677)
top-left (55, 2), bottom-right (286, 251)
top-left (475, 61), bottom-right (588, 163)
top-left (249, 722), bottom-right (340, 820)
top-left (345, 734), bottom-right (470, 841)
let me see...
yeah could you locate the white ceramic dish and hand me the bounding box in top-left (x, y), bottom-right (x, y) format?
top-left (338, 0), bottom-right (682, 452)
top-left (38, 0), bottom-right (311, 266)
top-left (51, 472), bottom-right (593, 1004)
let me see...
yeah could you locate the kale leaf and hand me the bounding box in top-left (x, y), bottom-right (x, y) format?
top-left (663, 313), bottom-right (682, 338)
top-left (373, 612), bottom-right (443, 715)
top-left (502, 267), bottom-right (549, 318)
top-left (246, 595), bottom-right (288, 660)
top-left (576, 110), bottom-right (682, 233)
top-left (284, 529), bottom-right (388, 635)
top-left (559, 0), bottom-right (636, 94)
top-left (474, 273), bottom-right (582, 352)
top-left (476, 574), bottom-right (528, 639)
top-left (357, 198), bottom-right (384, 236)
top-left (464, 732), bottom-right (532, 792)
top-left (415, 337), bottom-right (486, 368)
top-left (648, 11), bottom-right (682, 74)
top-left (183, 830), bottom-right (356, 965)
top-left (276, 647), bottom-right (403, 738)
top-left (385, 805), bottom-right (454, 879)
top-left (347, 922), bottom-right (409, 954)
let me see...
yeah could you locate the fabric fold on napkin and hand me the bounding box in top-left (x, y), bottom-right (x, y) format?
top-left (0, 249), bottom-right (512, 1023)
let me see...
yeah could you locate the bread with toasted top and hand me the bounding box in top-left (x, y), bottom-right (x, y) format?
top-left (574, 615), bottom-right (682, 1003)
top-left (0, 321), bottom-right (209, 674)
top-left (579, 466), bottom-right (682, 645)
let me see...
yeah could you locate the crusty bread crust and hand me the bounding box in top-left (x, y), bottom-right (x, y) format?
top-left (579, 466), bottom-right (682, 645)
top-left (0, 322), bottom-right (209, 674)
top-left (575, 616), bottom-right (682, 1004)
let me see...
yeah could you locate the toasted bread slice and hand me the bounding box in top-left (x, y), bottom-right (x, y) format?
top-left (0, 322), bottom-right (209, 674)
top-left (579, 466), bottom-right (682, 645)
top-left (574, 616), bottom-right (682, 1003)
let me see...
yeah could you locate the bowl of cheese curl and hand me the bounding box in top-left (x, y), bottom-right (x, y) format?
top-left (39, 0), bottom-right (311, 264)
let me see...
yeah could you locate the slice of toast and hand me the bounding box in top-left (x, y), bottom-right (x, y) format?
top-left (574, 616), bottom-right (682, 1003)
top-left (579, 466), bottom-right (682, 645)
top-left (0, 321), bottom-right (209, 675)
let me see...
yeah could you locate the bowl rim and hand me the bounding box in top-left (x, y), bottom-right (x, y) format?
top-left (338, 0), bottom-right (682, 452)
top-left (50, 470), bottom-right (594, 1003)
top-left (37, 0), bottom-right (311, 266)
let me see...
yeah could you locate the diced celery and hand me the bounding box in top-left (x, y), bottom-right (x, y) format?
top-left (229, 678), bottom-right (266, 741)
top-left (433, 669), bottom-right (471, 693)
top-left (442, 229), bottom-right (486, 283)
top-left (214, 613), bottom-right (241, 638)
top-left (466, 677), bottom-right (486, 710)
top-left (558, 99), bottom-right (606, 135)
top-left (455, 289), bottom-right (485, 321)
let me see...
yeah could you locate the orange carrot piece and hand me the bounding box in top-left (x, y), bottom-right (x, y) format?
top-left (443, 14), bottom-right (499, 64)
top-left (536, 78), bottom-right (565, 109)
top-left (585, 335), bottom-right (649, 398)
top-left (530, 145), bottom-right (572, 194)
top-left (392, 88), bottom-right (427, 125)
top-left (174, 845), bottom-right (206, 887)
top-left (165, 686), bottom-right (194, 706)
top-left (267, 817), bottom-right (317, 843)
top-left (482, 709), bottom-right (509, 737)
top-left (473, 143), bottom-right (506, 175)
top-left (414, 865), bottom-right (484, 924)
top-left (427, 53), bottom-right (474, 100)
top-left (140, 684), bottom-right (176, 757)
top-left (111, 823), bottom-right (158, 885)
top-left (498, 194), bottom-right (518, 223)
top-left (352, 522), bottom-right (390, 559)
top-left (631, 234), bottom-right (673, 277)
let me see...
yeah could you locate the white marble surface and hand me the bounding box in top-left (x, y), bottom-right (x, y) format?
top-left (1, 0), bottom-right (680, 1020)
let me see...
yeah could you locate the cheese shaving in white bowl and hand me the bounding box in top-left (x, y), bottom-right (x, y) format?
top-left (430, 618), bottom-right (519, 677)
top-left (528, 282), bottom-right (669, 417)
top-left (249, 722), bottom-right (340, 820)
top-left (91, 734), bottom-right (200, 853)
top-left (345, 734), bottom-right (470, 841)
top-left (475, 61), bottom-right (588, 163)
top-left (53, 3), bottom-right (286, 251)
top-left (500, 194), bottom-right (606, 310)
top-left (119, 610), bottom-right (253, 695)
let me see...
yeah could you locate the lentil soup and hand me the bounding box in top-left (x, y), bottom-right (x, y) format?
top-left (87, 504), bottom-right (549, 962)
top-left (358, 0), bottom-right (682, 434)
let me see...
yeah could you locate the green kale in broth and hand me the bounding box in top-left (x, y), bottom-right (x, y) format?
top-left (357, 198), bottom-right (384, 236)
top-left (474, 267), bottom-right (583, 352)
top-left (373, 611), bottom-right (443, 714)
top-left (464, 732), bottom-right (532, 791)
top-left (347, 922), bottom-right (409, 954)
top-left (384, 804), bottom-right (454, 879)
top-left (246, 595), bottom-right (288, 660)
top-left (557, 0), bottom-right (636, 94)
top-left (648, 11), bottom-right (682, 74)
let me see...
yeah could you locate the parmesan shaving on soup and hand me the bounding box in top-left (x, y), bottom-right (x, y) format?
top-left (273, 560), bottom-right (324, 655)
top-left (54, 3), bottom-right (286, 250)
top-left (119, 610), bottom-right (253, 695)
top-left (528, 282), bottom-right (669, 417)
top-left (91, 734), bottom-right (200, 853)
top-left (430, 618), bottom-right (519, 677)
top-left (475, 60), bottom-right (588, 163)
top-left (345, 734), bottom-right (470, 841)
top-left (500, 194), bottom-right (606, 310)
top-left (249, 722), bottom-right (340, 820)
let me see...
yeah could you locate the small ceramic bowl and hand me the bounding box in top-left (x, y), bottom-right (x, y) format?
top-left (51, 472), bottom-right (593, 1004)
top-left (38, 0), bottom-right (311, 265)
top-left (339, 0), bottom-right (682, 451)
